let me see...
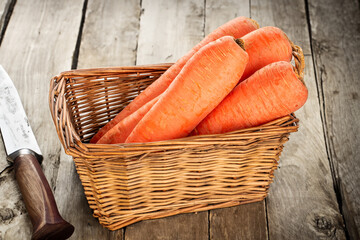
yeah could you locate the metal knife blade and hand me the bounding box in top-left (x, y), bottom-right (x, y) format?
top-left (0, 65), bottom-right (42, 162)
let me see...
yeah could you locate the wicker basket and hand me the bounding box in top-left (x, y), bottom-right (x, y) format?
top-left (49, 43), bottom-right (304, 230)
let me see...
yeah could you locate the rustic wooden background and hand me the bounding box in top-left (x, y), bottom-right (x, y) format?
top-left (0, 0), bottom-right (359, 239)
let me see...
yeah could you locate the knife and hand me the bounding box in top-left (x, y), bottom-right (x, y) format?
top-left (0, 65), bottom-right (74, 240)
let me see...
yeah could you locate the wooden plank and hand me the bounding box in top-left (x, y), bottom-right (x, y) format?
top-left (125, 213), bottom-right (208, 240)
top-left (53, 0), bottom-right (141, 239)
top-left (0, 0), bottom-right (14, 43)
top-left (135, 0), bottom-right (204, 65)
top-left (77, 0), bottom-right (140, 68)
top-left (210, 201), bottom-right (267, 240)
top-left (0, 0), bottom-right (10, 21)
top-left (204, 1), bottom-right (268, 239)
top-left (308, 0), bottom-right (360, 238)
top-left (250, 0), bottom-right (346, 239)
top-left (0, 0), bottom-right (84, 239)
top-left (125, 0), bottom-right (208, 238)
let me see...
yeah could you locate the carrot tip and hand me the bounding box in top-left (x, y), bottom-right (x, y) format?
top-left (248, 18), bottom-right (260, 29)
top-left (234, 38), bottom-right (246, 51)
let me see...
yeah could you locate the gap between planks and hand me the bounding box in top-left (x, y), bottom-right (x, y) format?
top-left (0, 0), bottom-right (16, 46)
top-left (307, 0), bottom-right (360, 238)
top-left (304, 0), bottom-right (350, 238)
top-left (71, 0), bottom-right (88, 70)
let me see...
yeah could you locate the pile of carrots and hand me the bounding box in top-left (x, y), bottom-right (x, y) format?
top-left (91, 16), bottom-right (308, 144)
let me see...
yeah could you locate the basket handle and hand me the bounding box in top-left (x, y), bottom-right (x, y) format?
top-left (290, 41), bottom-right (305, 84)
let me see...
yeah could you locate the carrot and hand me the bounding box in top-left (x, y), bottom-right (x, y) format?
top-left (90, 16), bottom-right (258, 143)
top-left (97, 96), bottom-right (160, 144)
top-left (192, 61), bottom-right (308, 135)
top-left (240, 26), bottom-right (293, 81)
top-left (126, 36), bottom-right (249, 143)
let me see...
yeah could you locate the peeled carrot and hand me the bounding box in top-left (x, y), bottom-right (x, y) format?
top-left (90, 16), bottom-right (258, 143)
top-left (240, 26), bottom-right (293, 81)
top-left (97, 96), bottom-right (160, 144)
top-left (192, 61), bottom-right (308, 135)
top-left (126, 36), bottom-right (249, 143)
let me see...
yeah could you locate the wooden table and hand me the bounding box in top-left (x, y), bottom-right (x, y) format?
top-left (0, 0), bottom-right (359, 239)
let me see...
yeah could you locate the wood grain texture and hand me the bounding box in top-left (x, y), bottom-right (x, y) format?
top-left (136, 0), bottom-right (204, 65)
top-left (210, 201), bottom-right (267, 240)
top-left (267, 56), bottom-right (346, 239)
top-left (0, 0), bottom-right (10, 22)
top-left (205, 1), bottom-right (268, 239)
top-left (53, 0), bottom-right (141, 239)
top-left (251, 0), bottom-right (311, 55)
top-left (308, 0), bottom-right (360, 238)
top-left (125, 0), bottom-right (208, 238)
top-left (78, 0), bottom-right (141, 68)
top-left (0, 0), bottom-right (84, 239)
top-left (125, 212), bottom-right (208, 240)
top-left (0, 0), bottom-right (14, 43)
top-left (251, 0), bottom-right (346, 239)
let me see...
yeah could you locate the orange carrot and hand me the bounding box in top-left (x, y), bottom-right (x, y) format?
top-left (97, 96), bottom-right (160, 144)
top-left (90, 16), bottom-right (258, 143)
top-left (192, 61), bottom-right (308, 135)
top-left (240, 26), bottom-right (293, 81)
top-left (126, 36), bottom-right (249, 143)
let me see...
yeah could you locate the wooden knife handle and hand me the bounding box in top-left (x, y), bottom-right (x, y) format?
top-left (14, 153), bottom-right (74, 240)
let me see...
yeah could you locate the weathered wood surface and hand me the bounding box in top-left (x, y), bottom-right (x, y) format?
top-left (0, 0), bottom-right (359, 239)
top-left (125, 212), bottom-right (208, 240)
top-left (136, 0), bottom-right (204, 65)
top-left (0, 0), bottom-right (14, 44)
top-left (0, 0), bottom-right (84, 239)
top-left (0, 0), bottom-right (9, 24)
top-left (251, 0), bottom-right (347, 239)
top-left (77, 0), bottom-right (140, 68)
top-left (308, 0), bottom-right (360, 239)
top-left (210, 201), bottom-right (267, 240)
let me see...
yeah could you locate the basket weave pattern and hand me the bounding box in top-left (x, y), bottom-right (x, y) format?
top-left (49, 45), bottom-right (304, 230)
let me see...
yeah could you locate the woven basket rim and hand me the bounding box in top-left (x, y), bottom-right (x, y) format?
top-left (57, 63), bottom-right (173, 78)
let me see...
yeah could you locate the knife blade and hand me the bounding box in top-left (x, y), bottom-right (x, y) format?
top-left (0, 65), bottom-right (74, 240)
top-left (0, 65), bottom-right (42, 162)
